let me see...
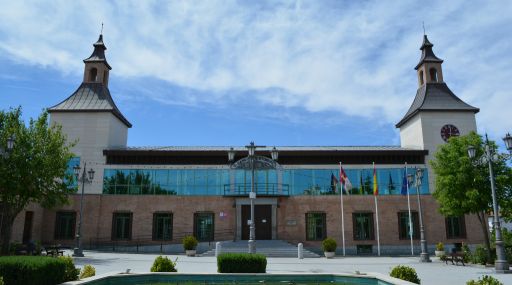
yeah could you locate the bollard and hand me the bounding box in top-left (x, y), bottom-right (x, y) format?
top-left (215, 242), bottom-right (222, 257)
top-left (298, 243), bottom-right (304, 259)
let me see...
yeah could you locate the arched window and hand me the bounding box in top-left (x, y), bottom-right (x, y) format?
top-left (419, 70), bottom-right (424, 85)
top-left (89, 68), bottom-right (98, 82)
top-left (429, 68), bottom-right (438, 82)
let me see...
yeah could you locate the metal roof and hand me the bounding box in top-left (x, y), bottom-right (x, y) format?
top-left (395, 82), bottom-right (479, 128)
top-left (105, 146), bottom-right (419, 152)
top-left (415, 35), bottom-right (443, 70)
top-left (48, 82), bottom-right (132, 128)
top-left (83, 34), bottom-right (111, 69)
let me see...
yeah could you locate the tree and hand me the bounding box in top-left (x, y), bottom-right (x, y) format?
top-left (0, 107), bottom-right (75, 254)
top-left (430, 131), bottom-right (512, 263)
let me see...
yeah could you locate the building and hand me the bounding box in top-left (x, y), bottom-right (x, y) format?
top-left (10, 34), bottom-right (484, 255)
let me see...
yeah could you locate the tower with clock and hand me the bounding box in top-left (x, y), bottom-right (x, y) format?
top-left (396, 35), bottom-right (479, 184)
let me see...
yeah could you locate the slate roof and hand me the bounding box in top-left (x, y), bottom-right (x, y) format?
top-left (415, 35), bottom-right (443, 70)
top-left (48, 82), bottom-right (132, 128)
top-left (83, 34), bottom-right (112, 69)
top-left (395, 82), bottom-right (479, 128)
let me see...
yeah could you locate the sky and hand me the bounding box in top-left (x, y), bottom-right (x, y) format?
top-left (0, 0), bottom-right (511, 148)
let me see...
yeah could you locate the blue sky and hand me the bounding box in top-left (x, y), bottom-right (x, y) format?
top-left (1, 1), bottom-right (511, 147)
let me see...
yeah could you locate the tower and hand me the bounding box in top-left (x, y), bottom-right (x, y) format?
top-left (48, 34), bottom-right (131, 194)
top-left (396, 35), bottom-right (479, 186)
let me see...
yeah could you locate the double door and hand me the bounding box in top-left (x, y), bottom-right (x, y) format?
top-left (241, 205), bottom-right (272, 240)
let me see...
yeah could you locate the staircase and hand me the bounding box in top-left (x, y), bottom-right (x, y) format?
top-left (199, 240), bottom-right (320, 258)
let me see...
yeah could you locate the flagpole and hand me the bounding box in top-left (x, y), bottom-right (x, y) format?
top-left (339, 162), bottom-right (346, 256)
top-left (406, 162), bottom-right (414, 256)
top-left (373, 162), bottom-right (381, 256)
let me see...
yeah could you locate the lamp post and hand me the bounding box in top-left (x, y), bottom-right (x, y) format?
top-left (228, 142), bottom-right (279, 254)
top-left (72, 162), bottom-right (95, 257)
top-left (408, 168), bottom-right (431, 262)
top-left (468, 134), bottom-right (511, 273)
top-left (0, 135), bottom-right (15, 237)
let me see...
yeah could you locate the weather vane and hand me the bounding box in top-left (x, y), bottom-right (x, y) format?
top-left (101, 22), bottom-right (104, 35)
top-left (422, 21), bottom-right (425, 36)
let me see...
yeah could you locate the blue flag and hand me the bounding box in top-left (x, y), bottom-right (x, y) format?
top-left (401, 170), bottom-right (408, 195)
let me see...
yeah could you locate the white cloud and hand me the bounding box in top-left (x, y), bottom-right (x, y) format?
top-left (0, 0), bottom-right (511, 138)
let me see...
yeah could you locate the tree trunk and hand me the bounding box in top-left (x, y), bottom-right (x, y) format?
top-left (476, 211), bottom-right (492, 263)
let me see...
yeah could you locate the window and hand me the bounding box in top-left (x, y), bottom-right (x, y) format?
top-left (153, 213), bottom-right (173, 240)
top-left (446, 216), bottom-right (466, 239)
top-left (54, 211), bottom-right (76, 240)
top-left (112, 212), bottom-right (132, 240)
top-left (353, 212), bottom-right (374, 240)
top-left (429, 68), bottom-right (438, 82)
top-left (398, 211), bottom-right (419, 240)
top-left (194, 212), bottom-right (214, 241)
top-left (89, 68), bottom-right (98, 82)
top-left (306, 212), bottom-right (326, 241)
top-left (419, 70), bottom-right (424, 85)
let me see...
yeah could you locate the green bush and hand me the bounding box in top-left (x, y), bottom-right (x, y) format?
top-left (182, 235), bottom-right (198, 250)
top-left (0, 276), bottom-right (3, 285)
top-left (150, 256), bottom-right (178, 272)
top-left (472, 245), bottom-right (491, 265)
top-left (217, 253), bottom-right (267, 273)
top-left (79, 264), bottom-right (96, 279)
top-left (58, 255), bottom-right (79, 281)
top-left (462, 243), bottom-right (472, 263)
top-left (466, 275), bottom-right (503, 285)
top-left (436, 242), bottom-right (444, 251)
top-left (322, 237), bottom-right (337, 252)
top-left (0, 256), bottom-right (67, 285)
top-left (389, 265), bottom-right (420, 284)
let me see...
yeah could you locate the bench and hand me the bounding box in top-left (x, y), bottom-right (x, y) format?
top-left (44, 246), bottom-right (64, 257)
top-left (444, 252), bottom-right (465, 266)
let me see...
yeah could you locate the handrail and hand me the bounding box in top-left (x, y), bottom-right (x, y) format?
top-left (223, 183), bottom-right (289, 196)
top-left (87, 229), bottom-right (235, 253)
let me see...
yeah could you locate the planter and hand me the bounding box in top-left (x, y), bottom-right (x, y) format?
top-left (324, 251), bottom-right (335, 258)
top-left (186, 250), bottom-right (196, 256)
top-left (435, 250), bottom-right (445, 257)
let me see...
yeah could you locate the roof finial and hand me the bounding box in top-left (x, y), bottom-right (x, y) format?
top-left (422, 21), bottom-right (425, 36)
top-left (101, 22), bottom-right (104, 35)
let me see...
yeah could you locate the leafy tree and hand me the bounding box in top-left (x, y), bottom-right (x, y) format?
top-left (430, 131), bottom-right (512, 263)
top-left (0, 107), bottom-right (75, 254)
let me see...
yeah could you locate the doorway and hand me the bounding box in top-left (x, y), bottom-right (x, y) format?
top-left (22, 211), bottom-right (33, 244)
top-left (241, 205), bottom-right (272, 240)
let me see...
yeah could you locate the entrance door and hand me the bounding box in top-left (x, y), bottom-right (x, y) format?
top-left (241, 205), bottom-right (272, 240)
top-left (22, 211), bottom-right (33, 244)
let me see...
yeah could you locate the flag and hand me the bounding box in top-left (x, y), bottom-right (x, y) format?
top-left (339, 164), bottom-right (352, 194)
top-left (373, 163), bottom-right (379, 196)
top-left (401, 169), bottom-right (408, 195)
top-left (359, 171), bottom-right (364, 195)
top-left (331, 173), bottom-right (339, 193)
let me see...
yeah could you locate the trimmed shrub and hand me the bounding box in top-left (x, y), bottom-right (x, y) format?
top-left (58, 255), bottom-right (79, 281)
top-left (183, 235), bottom-right (198, 250)
top-left (466, 275), bottom-right (503, 285)
top-left (322, 237), bottom-right (337, 252)
top-left (150, 256), bottom-right (178, 272)
top-left (0, 276), bottom-right (3, 285)
top-left (390, 265), bottom-right (420, 284)
top-left (472, 245), bottom-right (491, 265)
top-left (436, 242), bottom-right (444, 251)
top-left (0, 256), bottom-right (67, 285)
top-left (462, 243), bottom-right (472, 263)
top-left (217, 253), bottom-right (267, 273)
top-left (79, 264), bottom-right (96, 279)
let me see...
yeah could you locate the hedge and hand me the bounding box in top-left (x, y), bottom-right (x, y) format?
top-left (0, 256), bottom-right (68, 285)
top-left (217, 253), bottom-right (267, 273)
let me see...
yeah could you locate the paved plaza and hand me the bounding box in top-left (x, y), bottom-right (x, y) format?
top-left (67, 250), bottom-right (512, 285)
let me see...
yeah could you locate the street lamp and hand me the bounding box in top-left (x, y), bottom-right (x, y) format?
top-left (0, 135), bottom-right (15, 158)
top-left (468, 134), bottom-right (510, 273)
top-left (228, 142), bottom-right (280, 254)
top-left (407, 168), bottom-right (431, 262)
top-left (72, 162), bottom-right (95, 257)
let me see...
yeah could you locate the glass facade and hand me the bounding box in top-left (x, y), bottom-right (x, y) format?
top-left (102, 167), bottom-right (429, 196)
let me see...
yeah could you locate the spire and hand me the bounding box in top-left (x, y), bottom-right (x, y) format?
top-left (83, 34), bottom-right (112, 70)
top-left (415, 35), bottom-right (443, 70)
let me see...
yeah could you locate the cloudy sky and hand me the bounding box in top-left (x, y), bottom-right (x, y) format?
top-left (1, 0), bottom-right (511, 147)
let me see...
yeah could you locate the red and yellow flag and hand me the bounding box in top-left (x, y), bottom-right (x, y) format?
top-left (373, 162), bottom-right (379, 196)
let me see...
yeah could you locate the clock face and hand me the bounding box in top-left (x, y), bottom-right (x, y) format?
top-left (440, 124), bottom-right (460, 142)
